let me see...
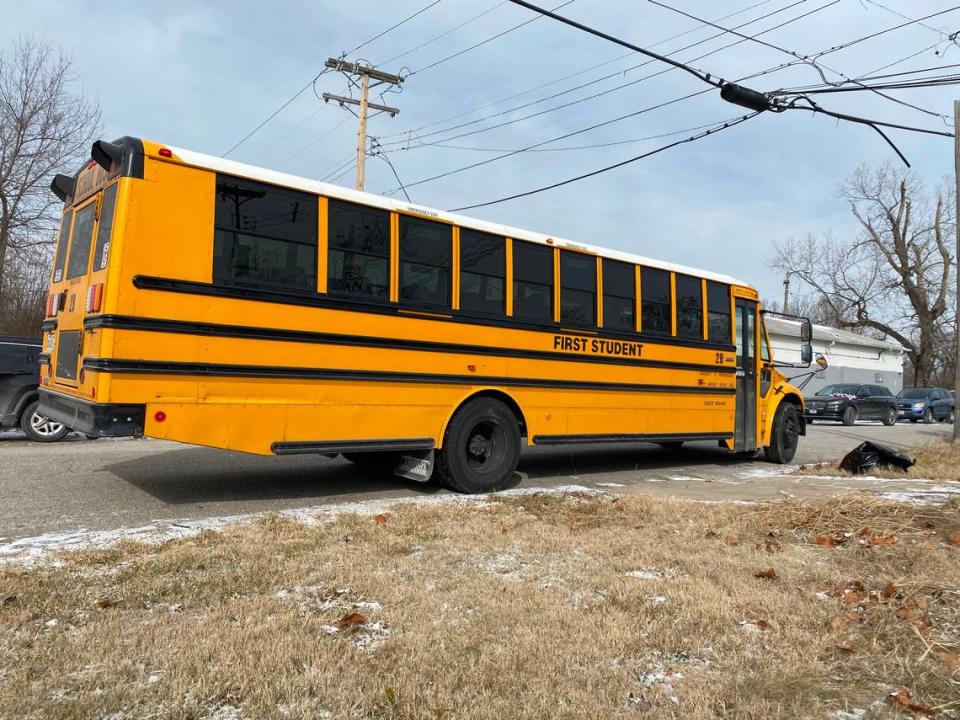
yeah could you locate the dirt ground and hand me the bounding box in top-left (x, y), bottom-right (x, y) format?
top-left (2, 488), bottom-right (959, 720)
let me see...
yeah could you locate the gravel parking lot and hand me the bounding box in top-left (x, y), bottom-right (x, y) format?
top-left (0, 421), bottom-right (952, 542)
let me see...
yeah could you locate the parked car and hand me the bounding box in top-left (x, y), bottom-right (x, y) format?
top-left (0, 335), bottom-right (69, 441)
top-left (896, 387), bottom-right (955, 424)
top-left (803, 383), bottom-right (898, 426)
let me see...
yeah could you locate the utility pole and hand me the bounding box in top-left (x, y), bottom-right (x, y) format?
top-left (322, 58), bottom-right (403, 191)
top-left (954, 100), bottom-right (959, 442)
top-left (782, 272), bottom-right (791, 315)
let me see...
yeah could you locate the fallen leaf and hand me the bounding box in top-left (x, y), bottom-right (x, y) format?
top-left (723, 533), bottom-right (740, 546)
top-left (830, 613), bottom-right (858, 632)
top-left (882, 582), bottom-right (897, 600)
top-left (813, 532), bottom-right (846, 548)
top-left (336, 612), bottom-right (367, 629)
top-left (885, 688), bottom-right (935, 716)
top-left (740, 619), bottom-right (770, 632)
top-left (833, 642), bottom-right (857, 654)
top-left (947, 529), bottom-right (960, 547)
top-left (841, 590), bottom-right (863, 605)
top-left (869, 534), bottom-right (897, 546)
top-left (915, 597), bottom-right (929, 611)
top-left (936, 651), bottom-right (960, 670)
top-left (373, 514), bottom-right (388, 525)
top-left (754, 568), bottom-right (778, 580)
top-left (920, 540), bottom-right (937, 550)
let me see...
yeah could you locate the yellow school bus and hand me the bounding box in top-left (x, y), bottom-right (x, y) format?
top-left (38, 137), bottom-right (810, 493)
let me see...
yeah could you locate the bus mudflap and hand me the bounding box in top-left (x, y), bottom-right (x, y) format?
top-left (393, 450), bottom-right (434, 483)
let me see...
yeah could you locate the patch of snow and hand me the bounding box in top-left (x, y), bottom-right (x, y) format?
top-left (0, 484), bottom-right (597, 566)
top-left (204, 705), bottom-right (242, 720)
top-left (834, 710), bottom-right (867, 720)
top-left (880, 485), bottom-right (960, 505)
top-left (645, 596), bottom-right (667, 605)
top-left (669, 475), bottom-right (711, 482)
top-left (44, 618), bottom-right (58, 629)
top-left (738, 465), bottom-right (798, 479)
top-left (596, 482), bottom-right (625, 488)
top-left (146, 672), bottom-right (162, 684)
top-left (625, 569), bottom-right (664, 580)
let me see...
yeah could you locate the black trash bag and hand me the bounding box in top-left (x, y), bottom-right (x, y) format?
top-left (839, 441), bottom-right (915, 475)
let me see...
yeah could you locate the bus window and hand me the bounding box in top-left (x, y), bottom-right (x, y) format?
top-left (707, 281), bottom-right (731, 343)
top-left (641, 267), bottom-right (670, 335)
top-left (66, 203), bottom-right (96, 280)
top-left (213, 176), bottom-right (317, 292)
top-left (52, 210), bottom-right (73, 282)
top-left (328, 199), bottom-right (389, 300)
top-left (513, 241), bottom-right (552, 323)
top-left (560, 250), bottom-right (595, 327)
top-left (459, 228), bottom-right (505, 315)
top-left (676, 274), bottom-right (703, 340)
top-left (602, 259), bottom-right (635, 332)
top-left (399, 216), bottom-right (451, 308)
top-left (92, 184), bottom-right (118, 272)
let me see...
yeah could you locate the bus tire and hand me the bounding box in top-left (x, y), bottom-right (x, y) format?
top-left (435, 397), bottom-right (520, 494)
top-left (764, 402), bottom-right (800, 464)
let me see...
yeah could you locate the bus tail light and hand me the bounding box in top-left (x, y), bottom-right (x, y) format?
top-left (46, 292), bottom-right (65, 317)
top-left (86, 283), bottom-right (104, 313)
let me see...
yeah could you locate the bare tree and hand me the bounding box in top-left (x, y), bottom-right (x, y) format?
top-left (0, 36), bottom-right (100, 321)
top-left (772, 164), bottom-right (956, 386)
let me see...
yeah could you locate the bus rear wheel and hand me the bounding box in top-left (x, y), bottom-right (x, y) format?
top-left (435, 398), bottom-right (520, 494)
top-left (764, 402), bottom-right (799, 464)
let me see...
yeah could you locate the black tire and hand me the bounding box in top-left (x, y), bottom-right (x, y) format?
top-left (922, 408), bottom-right (935, 424)
top-left (20, 401), bottom-right (69, 442)
top-left (655, 440), bottom-right (684, 449)
top-left (435, 397), bottom-right (520, 494)
top-left (764, 402), bottom-right (800, 464)
top-left (841, 406), bottom-right (857, 426)
top-left (945, 409), bottom-right (955, 424)
top-left (881, 406), bottom-right (897, 426)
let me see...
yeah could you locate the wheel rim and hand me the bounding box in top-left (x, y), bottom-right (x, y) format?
top-left (30, 412), bottom-right (64, 438)
top-left (465, 420), bottom-right (505, 474)
top-left (888, 408), bottom-right (896, 424)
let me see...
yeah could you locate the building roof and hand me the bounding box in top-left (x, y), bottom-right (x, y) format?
top-left (164, 141), bottom-right (751, 288)
top-left (765, 316), bottom-right (905, 352)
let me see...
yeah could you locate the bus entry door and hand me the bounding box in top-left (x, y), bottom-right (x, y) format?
top-left (734, 299), bottom-right (758, 452)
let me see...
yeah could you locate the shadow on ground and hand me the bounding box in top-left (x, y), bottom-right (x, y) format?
top-left (104, 440), bottom-right (756, 506)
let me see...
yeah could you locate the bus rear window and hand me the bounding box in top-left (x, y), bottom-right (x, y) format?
top-left (66, 203), bottom-right (96, 280)
top-left (92, 184), bottom-right (118, 272)
top-left (213, 176), bottom-right (317, 292)
top-left (52, 210), bottom-right (73, 282)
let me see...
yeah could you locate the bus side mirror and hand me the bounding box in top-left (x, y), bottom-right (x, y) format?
top-left (800, 343), bottom-right (812, 364)
top-left (800, 318), bottom-right (812, 343)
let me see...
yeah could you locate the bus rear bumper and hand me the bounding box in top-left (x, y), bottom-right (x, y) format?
top-left (38, 389), bottom-right (145, 438)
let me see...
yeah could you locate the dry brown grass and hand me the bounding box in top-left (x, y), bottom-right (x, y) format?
top-left (2, 492), bottom-right (959, 720)
top-left (799, 440), bottom-right (960, 481)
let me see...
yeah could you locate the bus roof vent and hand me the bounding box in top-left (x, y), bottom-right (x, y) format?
top-left (50, 173), bottom-right (75, 202)
top-left (91, 139), bottom-right (124, 171)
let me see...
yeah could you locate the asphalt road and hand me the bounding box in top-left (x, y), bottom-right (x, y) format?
top-left (0, 421), bottom-right (953, 541)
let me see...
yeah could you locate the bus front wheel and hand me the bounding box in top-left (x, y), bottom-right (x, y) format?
top-left (435, 398), bottom-right (520, 494)
top-left (764, 402), bottom-right (800, 464)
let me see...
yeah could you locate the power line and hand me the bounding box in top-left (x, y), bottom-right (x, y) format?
top-left (448, 114), bottom-right (758, 212)
top-left (505, 0), bottom-right (722, 88)
top-left (347, 0), bottom-right (444, 55)
top-left (371, 138), bottom-right (412, 201)
top-left (378, 2), bottom-right (509, 67)
top-left (646, 0), bottom-right (949, 119)
top-left (380, 0), bottom-right (828, 151)
top-left (222, 0), bottom-right (443, 158)
top-left (379, 0), bottom-right (777, 141)
top-left (408, 0), bottom-right (576, 75)
top-left (275, 118), bottom-right (351, 170)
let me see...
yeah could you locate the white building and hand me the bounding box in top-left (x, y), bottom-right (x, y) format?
top-left (765, 317), bottom-right (906, 395)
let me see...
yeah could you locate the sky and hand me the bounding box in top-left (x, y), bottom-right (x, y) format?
top-left (3, 0), bottom-right (959, 302)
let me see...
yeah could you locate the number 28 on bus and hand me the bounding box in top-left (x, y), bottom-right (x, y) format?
top-left (38, 137), bottom-right (814, 493)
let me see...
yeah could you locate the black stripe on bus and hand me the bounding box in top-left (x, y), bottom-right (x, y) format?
top-left (81, 358), bottom-right (736, 395)
top-left (40, 319), bottom-right (57, 331)
top-left (533, 431), bottom-right (731, 445)
top-left (272, 438), bottom-right (435, 456)
top-left (84, 314), bottom-right (737, 375)
top-left (132, 275), bottom-right (737, 354)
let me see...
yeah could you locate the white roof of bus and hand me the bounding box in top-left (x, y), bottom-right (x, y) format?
top-left (167, 143), bottom-right (750, 288)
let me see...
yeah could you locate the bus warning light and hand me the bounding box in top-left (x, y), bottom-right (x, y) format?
top-left (158, 148), bottom-right (173, 158)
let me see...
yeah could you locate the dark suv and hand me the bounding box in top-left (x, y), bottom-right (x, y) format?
top-left (803, 383), bottom-right (898, 426)
top-left (0, 335), bottom-right (69, 441)
top-left (896, 387), bottom-right (955, 424)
